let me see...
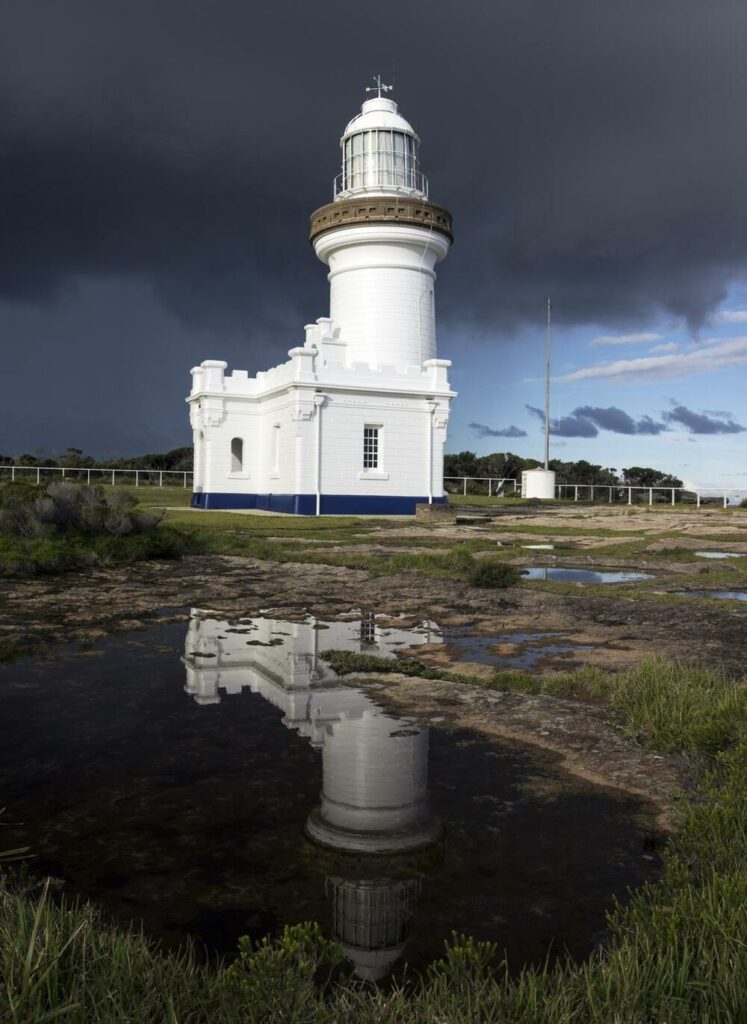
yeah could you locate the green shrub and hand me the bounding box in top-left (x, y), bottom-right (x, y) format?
top-left (0, 483), bottom-right (185, 577)
top-left (224, 922), bottom-right (341, 1023)
top-left (467, 559), bottom-right (521, 588)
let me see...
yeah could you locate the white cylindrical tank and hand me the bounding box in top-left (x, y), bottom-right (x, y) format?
top-left (521, 468), bottom-right (557, 500)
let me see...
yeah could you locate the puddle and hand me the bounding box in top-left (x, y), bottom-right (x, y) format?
top-left (0, 612), bottom-right (661, 980)
top-left (694, 551), bottom-right (744, 560)
top-left (522, 567), bottom-right (653, 584)
top-left (675, 591), bottom-right (747, 602)
top-left (442, 630), bottom-right (592, 670)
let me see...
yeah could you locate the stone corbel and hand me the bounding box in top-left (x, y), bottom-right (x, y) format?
top-left (201, 397), bottom-right (225, 427)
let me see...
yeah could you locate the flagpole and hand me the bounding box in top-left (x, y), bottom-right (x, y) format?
top-left (544, 297), bottom-right (551, 470)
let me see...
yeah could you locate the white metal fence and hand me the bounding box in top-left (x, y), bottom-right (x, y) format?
top-left (2, 466), bottom-right (745, 507)
top-left (444, 477), bottom-right (518, 496)
top-left (0, 465), bottom-right (193, 487)
top-left (444, 476), bottom-right (747, 508)
top-left (555, 483), bottom-right (747, 508)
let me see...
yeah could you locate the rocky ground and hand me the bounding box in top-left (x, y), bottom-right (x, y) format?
top-left (3, 503), bottom-right (747, 822)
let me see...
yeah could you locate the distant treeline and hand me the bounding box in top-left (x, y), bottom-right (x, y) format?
top-left (1, 447), bottom-right (193, 472)
top-left (444, 451), bottom-right (683, 489)
top-left (2, 446), bottom-right (683, 489)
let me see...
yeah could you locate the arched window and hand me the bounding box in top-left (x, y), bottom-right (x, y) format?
top-left (231, 437), bottom-right (243, 473)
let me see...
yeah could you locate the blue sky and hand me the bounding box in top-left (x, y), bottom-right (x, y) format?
top-left (443, 287), bottom-right (747, 489)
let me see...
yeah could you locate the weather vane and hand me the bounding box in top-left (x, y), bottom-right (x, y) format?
top-left (366, 74), bottom-right (393, 99)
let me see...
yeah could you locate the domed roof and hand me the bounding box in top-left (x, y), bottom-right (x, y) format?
top-left (342, 98), bottom-right (419, 142)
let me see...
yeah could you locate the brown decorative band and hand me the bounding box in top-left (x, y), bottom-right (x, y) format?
top-left (309, 196), bottom-right (453, 245)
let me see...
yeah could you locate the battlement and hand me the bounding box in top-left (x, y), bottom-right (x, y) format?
top-left (189, 317), bottom-right (453, 400)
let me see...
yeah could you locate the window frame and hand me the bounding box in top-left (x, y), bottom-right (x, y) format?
top-left (362, 425), bottom-right (380, 470)
top-left (359, 423), bottom-right (389, 481)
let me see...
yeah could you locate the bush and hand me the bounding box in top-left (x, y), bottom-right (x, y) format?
top-left (467, 559), bottom-right (521, 588)
top-left (0, 482), bottom-right (184, 577)
top-left (0, 481), bottom-right (161, 539)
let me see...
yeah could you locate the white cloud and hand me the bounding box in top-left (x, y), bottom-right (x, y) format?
top-left (558, 336), bottom-right (747, 384)
top-left (649, 341), bottom-right (679, 354)
top-left (716, 310), bottom-right (747, 323)
top-left (590, 331), bottom-right (662, 347)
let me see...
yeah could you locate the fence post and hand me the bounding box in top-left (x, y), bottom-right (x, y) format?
top-left (111, 469), bottom-right (115, 485)
top-left (648, 488), bottom-right (653, 506)
top-left (159, 471), bottom-right (163, 488)
top-left (61, 468), bottom-right (65, 480)
top-left (608, 486), bottom-right (612, 503)
top-left (671, 488), bottom-right (675, 506)
top-left (574, 485), bottom-right (578, 501)
top-left (183, 472), bottom-right (187, 488)
top-left (590, 485), bottom-right (594, 502)
top-left (463, 477), bottom-right (467, 496)
top-left (87, 469), bottom-right (91, 485)
top-left (135, 471), bottom-right (139, 487)
top-left (488, 478), bottom-right (492, 498)
top-left (37, 467), bottom-right (40, 484)
top-left (628, 487), bottom-right (632, 505)
top-left (697, 492), bottom-right (701, 508)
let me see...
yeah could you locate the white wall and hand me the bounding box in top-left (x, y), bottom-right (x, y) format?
top-left (314, 224), bottom-right (449, 370)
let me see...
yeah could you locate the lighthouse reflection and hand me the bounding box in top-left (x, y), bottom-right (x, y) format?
top-left (182, 609), bottom-right (443, 979)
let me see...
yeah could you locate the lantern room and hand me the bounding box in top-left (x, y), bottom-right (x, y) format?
top-left (335, 97), bottom-right (427, 199)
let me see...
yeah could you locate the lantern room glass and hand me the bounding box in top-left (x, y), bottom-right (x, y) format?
top-left (341, 129), bottom-right (423, 195)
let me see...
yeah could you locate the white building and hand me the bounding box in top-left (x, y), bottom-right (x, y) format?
top-left (187, 91), bottom-right (455, 514)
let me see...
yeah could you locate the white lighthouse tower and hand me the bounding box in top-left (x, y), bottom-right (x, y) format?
top-left (187, 87), bottom-right (455, 514)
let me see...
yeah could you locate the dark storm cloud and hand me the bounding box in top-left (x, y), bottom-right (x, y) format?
top-left (2, 0), bottom-right (747, 451)
top-left (527, 404), bottom-right (669, 437)
top-left (526, 405), bottom-right (599, 438)
top-left (573, 406), bottom-right (668, 435)
top-left (663, 406), bottom-right (746, 434)
top-left (2, 0), bottom-right (747, 332)
top-left (469, 422), bottom-right (528, 439)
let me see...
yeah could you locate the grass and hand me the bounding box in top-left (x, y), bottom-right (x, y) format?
top-left (124, 484), bottom-right (194, 508)
top-left (3, 657), bottom-right (747, 1021)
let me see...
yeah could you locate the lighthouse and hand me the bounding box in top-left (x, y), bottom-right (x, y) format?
top-left (187, 86), bottom-right (455, 515)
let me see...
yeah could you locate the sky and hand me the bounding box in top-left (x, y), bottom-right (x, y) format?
top-left (1, 0), bottom-right (746, 488)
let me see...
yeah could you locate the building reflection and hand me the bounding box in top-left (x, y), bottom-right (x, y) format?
top-left (181, 609), bottom-right (443, 979)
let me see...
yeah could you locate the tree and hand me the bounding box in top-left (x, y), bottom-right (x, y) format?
top-left (622, 466), bottom-right (683, 488)
top-left (444, 450), bottom-right (480, 478)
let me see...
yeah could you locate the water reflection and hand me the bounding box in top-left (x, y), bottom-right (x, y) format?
top-left (522, 567), bottom-right (652, 583)
top-left (182, 610), bottom-right (442, 978)
top-left (694, 551), bottom-right (744, 560)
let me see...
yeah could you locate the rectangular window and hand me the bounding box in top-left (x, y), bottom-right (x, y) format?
top-left (363, 426), bottom-right (379, 470)
top-left (360, 611), bottom-right (376, 646)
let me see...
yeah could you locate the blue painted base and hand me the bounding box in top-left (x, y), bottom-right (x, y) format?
top-left (190, 492), bottom-right (447, 515)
